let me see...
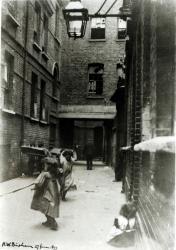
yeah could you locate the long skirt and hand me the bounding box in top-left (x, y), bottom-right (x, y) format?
top-left (31, 178), bottom-right (60, 218)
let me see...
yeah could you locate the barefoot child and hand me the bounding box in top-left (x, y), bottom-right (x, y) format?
top-left (31, 158), bottom-right (61, 230)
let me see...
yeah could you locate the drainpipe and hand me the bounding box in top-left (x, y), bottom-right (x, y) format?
top-left (21, 0), bottom-right (29, 146)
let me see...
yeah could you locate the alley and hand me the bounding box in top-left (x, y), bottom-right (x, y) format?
top-left (0, 164), bottom-right (136, 250)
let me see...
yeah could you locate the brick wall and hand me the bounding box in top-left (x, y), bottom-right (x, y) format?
top-left (1, 0), bottom-right (64, 181)
top-left (0, 113), bottom-right (21, 181)
top-left (1, 1), bottom-right (26, 180)
top-left (60, 0), bottom-right (126, 164)
top-left (61, 0), bottom-right (125, 106)
top-left (61, 39), bottom-right (125, 105)
top-left (135, 152), bottom-right (175, 250)
top-left (156, 2), bottom-right (175, 136)
top-left (124, 0), bottom-right (175, 248)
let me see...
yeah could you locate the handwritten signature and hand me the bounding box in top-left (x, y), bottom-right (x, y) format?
top-left (2, 242), bottom-right (58, 250)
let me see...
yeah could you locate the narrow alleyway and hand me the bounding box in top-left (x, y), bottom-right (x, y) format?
top-left (0, 164), bottom-right (136, 250)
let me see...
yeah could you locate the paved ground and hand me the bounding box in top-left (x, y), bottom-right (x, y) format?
top-left (0, 164), bottom-right (136, 250)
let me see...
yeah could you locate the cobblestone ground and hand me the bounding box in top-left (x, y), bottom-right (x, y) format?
top-left (0, 165), bottom-right (136, 250)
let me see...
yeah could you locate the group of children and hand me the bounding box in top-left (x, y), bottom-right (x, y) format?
top-left (30, 148), bottom-right (137, 238)
top-left (30, 149), bottom-right (77, 231)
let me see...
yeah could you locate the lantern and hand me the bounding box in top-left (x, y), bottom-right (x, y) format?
top-left (63, 0), bottom-right (89, 39)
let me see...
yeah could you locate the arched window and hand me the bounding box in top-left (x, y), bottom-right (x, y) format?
top-left (53, 63), bottom-right (60, 97)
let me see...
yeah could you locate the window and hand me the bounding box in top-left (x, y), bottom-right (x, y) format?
top-left (91, 18), bottom-right (105, 39)
top-left (6, 0), bottom-right (19, 37)
top-left (55, 6), bottom-right (60, 38)
top-left (1, 52), bottom-right (14, 110)
top-left (40, 80), bottom-right (46, 120)
top-left (117, 18), bottom-right (127, 39)
top-left (42, 14), bottom-right (48, 52)
top-left (33, 2), bottom-right (41, 44)
top-left (88, 64), bottom-right (104, 96)
top-left (30, 73), bottom-right (38, 118)
top-left (53, 64), bottom-right (59, 98)
top-left (117, 63), bottom-right (126, 89)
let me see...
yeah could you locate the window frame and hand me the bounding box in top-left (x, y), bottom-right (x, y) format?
top-left (42, 14), bottom-right (49, 53)
top-left (2, 51), bottom-right (14, 110)
top-left (53, 65), bottom-right (60, 98)
top-left (40, 79), bottom-right (46, 121)
top-left (88, 63), bottom-right (104, 96)
top-left (117, 18), bottom-right (127, 40)
top-left (33, 1), bottom-right (41, 45)
top-left (30, 72), bottom-right (38, 118)
top-left (55, 5), bottom-right (60, 39)
top-left (90, 17), bottom-right (106, 40)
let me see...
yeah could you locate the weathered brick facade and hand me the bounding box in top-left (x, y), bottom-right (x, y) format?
top-left (61, 0), bottom-right (125, 104)
top-left (1, 0), bottom-right (127, 177)
top-left (1, 0), bottom-right (63, 181)
top-left (116, 0), bottom-right (175, 249)
top-left (60, 0), bottom-right (126, 161)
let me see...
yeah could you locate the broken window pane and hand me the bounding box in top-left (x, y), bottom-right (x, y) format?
top-left (88, 64), bottom-right (104, 95)
top-left (91, 18), bottom-right (105, 39)
top-left (118, 19), bottom-right (127, 39)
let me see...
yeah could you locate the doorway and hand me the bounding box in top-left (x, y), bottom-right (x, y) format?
top-left (94, 126), bottom-right (103, 160)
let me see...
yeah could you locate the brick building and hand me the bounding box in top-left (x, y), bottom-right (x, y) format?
top-left (1, 0), bottom-right (63, 181)
top-left (112, 0), bottom-right (175, 248)
top-left (0, 0), bottom-right (127, 179)
top-left (60, 0), bottom-right (126, 162)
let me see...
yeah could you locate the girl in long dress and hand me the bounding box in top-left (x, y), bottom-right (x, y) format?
top-left (59, 149), bottom-right (77, 201)
top-left (31, 159), bottom-right (61, 230)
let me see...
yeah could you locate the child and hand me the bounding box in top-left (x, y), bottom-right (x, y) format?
top-left (31, 158), bottom-right (61, 230)
top-left (107, 201), bottom-right (137, 246)
top-left (114, 201), bottom-right (137, 230)
top-left (59, 149), bottom-right (77, 201)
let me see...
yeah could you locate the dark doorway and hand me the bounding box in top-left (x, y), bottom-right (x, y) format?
top-left (94, 127), bottom-right (103, 160)
top-left (60, 119), bottom-right (74, 149)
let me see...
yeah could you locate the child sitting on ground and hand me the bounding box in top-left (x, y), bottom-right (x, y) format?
top-left (114, 201), bottom-right (137, 231)
top-left (107, 201), bottom-right (137, 246)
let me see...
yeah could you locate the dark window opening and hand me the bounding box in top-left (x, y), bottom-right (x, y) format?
top-left (42, 14), bottom-right (48, 52)
top-left (118, 18), bottom-right (127, 39)
top-left (40, 80), bottom-right (46, 120)
top-left (89, 74), bottom-right (103, 95)
top-left (88, 63), bottom-right (104, 96)
top-left (33, 2), bottom-right (41, 44)
top-left (91, 18), bottom-right (105, 39)
top-left (55, 6), bottom-right (60, 38)
top-left (30, 72), bottom-right (38, 118)
top-left (53, 65), bottom-right (59, 97)
top-left (2, 52), bottom-right (14, 110)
